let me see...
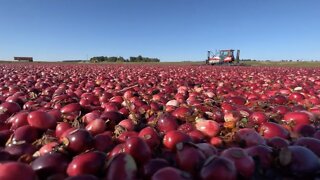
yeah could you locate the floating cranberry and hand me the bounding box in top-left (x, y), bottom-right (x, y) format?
top-left (138, 126), bottom-right (160, 150)
top-left (195, 119), bottom-right (220, 138)
top-left (163, 130), bottom-right (192, 150)
top-left (260, 122), bottom-right (289, 139)
top-left (12, 125), bottom-right (41, 143)
top-left (175, 142), bottom-right (206, 176)
top-left (0, 162), bottom-right (37, 180)
top-left (31, 152), bottom-right (70, 179)
top-left (27, 111), bottom-right (57, 130)
top-left (143, 158), bottom-right (170, 179)
top-left (0, 102), bottom-right (21, 116)
top-left (105, 153), bottom-right (138, 180)
top-left (200, 156), bottom-right (237, 180)
top-left (151, 167), bottom-right (192, 180)
top-left (7, 111), bottom-right (28, 129)
top-left (221, 147), bottom-right (255, 178)
top-left (234, 128), bottom-right (266, 147)
top-left (124, 137), bottom-right (151, 165)
top-left (156, 114), bottom-right (179, 134)
top-left (62, 129), bottom-right (94, 154)
top-left (67, 151), bottom-right (106, 176)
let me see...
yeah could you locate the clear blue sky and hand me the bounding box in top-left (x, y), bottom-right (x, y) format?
top-left (0, 0), bottom-right (319, 61)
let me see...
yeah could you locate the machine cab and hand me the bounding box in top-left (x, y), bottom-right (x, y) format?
top-left (207, 49), bottom-right (236, 65)
top-left (219, 49), bottom-right (235, 63)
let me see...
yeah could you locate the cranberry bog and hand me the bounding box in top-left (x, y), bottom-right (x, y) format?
top-left (1, 62), bottom-right (320, 179)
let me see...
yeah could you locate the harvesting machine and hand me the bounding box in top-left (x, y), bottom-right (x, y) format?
top-left (206, 49), bottom-right (240, 65)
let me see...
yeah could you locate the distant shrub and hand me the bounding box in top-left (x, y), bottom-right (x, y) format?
top-left (90, 55), bottom-right (160, 63)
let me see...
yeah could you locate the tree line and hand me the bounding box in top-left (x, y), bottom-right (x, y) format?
top-left (90, 55), bottom-right (160, 63)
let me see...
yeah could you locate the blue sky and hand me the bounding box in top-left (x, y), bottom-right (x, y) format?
top-left (0, 0), bottom-right (319, 61)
